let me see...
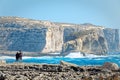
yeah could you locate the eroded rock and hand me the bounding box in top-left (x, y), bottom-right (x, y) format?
top-left (102, 62), bottom-right (119, 70)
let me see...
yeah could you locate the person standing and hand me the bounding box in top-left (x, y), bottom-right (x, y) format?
top-left (15, 52), bottom-right (19, 61)
top-left (19, 50), bottom-right (22, 60)
top-left (15, 50), bottom-right (23, 61)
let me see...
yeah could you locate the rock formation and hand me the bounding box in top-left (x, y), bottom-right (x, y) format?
top-left (0, 62), bottom-right (119, 80)
top-left (102, 62), bottom-right (119, 70)
top-left (103, 28), bottom-right (120, 52)
top-left (0, 17), bottom-right (119, 55)
top-left (60, 60), bottom-right (78, 67)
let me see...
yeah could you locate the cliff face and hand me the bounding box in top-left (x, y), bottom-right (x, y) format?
top-left (0, 17), bottom-right (63, 54)
top-left (0, 17), bottom-right (119, 55)
top-left (62, 25), bottom-right (108, 55)
top-left (103, 29), bottom-right (120, 52)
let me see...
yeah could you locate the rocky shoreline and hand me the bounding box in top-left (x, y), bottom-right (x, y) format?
top-left (0, 61), bottom-right (120, 80)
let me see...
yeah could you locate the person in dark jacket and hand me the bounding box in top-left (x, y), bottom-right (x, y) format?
top-left (15, 50), bottom-right (23, 61)
top-left (16, 52), bottom-right (19, 61)
top-left (19, 50), bottom-right (22, 60)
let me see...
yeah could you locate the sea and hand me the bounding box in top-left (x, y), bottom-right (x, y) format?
top-left (1, 52), bottom-right (120, 66)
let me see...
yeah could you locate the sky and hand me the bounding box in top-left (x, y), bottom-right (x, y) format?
top-left (0, 0), bottom-right (120, 29)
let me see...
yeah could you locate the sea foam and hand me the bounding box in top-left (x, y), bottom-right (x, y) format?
top-left (0, 56), bottom-right (15, 60)
top-left (0, 52), bottom-right (107, 60)
top-left (64, 52), bottom-right (106, 58)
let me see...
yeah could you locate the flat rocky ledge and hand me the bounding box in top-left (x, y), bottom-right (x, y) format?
top-left (0, 61), bottom-right (120, 80)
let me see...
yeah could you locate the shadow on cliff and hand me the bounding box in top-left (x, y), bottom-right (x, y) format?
top-left (63, 28), bottom-right (77, 43)
top-left (6, 28), bottom-right (47, 52)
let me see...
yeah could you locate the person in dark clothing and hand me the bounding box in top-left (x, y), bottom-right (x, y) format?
top-left (15, 50), bottom-right (23, 61)
top-left (19, 50), bottom-right (22, 60)
top-left (16, 52), bottom-right (19, 61)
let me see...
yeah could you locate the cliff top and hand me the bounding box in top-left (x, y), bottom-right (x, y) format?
top-left (0, 16), bottom-right (104, 29)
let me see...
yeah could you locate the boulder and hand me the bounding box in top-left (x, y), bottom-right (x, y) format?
top-left (102, 62), bottom-right (119, 70)
top-left (60, 60), bottom-right (78, 67)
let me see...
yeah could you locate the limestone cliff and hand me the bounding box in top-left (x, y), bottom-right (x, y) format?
top-left (0, 17), bottom-right (119, 55)
top-left (62, 24), bottom-right (108, 55)
top-left (103, 28), bottom-right (120, 52)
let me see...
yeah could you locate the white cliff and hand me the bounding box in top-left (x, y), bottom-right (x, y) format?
top-left (0, 17), bottom-right (119, 55)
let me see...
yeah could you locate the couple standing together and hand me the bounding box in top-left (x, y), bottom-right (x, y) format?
top-left (16, 50), bottom-right (22, 61)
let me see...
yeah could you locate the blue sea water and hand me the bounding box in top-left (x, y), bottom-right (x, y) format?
top-left (1, 52), bottom-right (120, 66)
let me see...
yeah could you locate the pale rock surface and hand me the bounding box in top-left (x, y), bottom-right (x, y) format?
top-left (60, 60), bottom-right (78, 67)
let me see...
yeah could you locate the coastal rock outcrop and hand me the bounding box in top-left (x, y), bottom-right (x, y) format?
top-left (62, 28), bottom-right (108, 55)
top-left (0, 63), bottom-right (119, 80)
top-left (103, 28), bottom-right (120, 52)
top-left (0, 17), bottom-right (119, 55)
top-left (102, 62), bottom-right (119, 70)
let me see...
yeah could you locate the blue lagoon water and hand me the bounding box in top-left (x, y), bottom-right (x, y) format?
top-left (1, 52), bottom-right (120, 66)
